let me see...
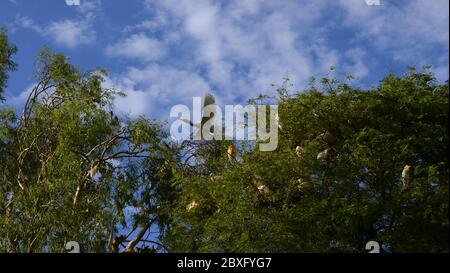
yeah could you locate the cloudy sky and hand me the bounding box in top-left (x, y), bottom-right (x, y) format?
top-left (1, 0), bottom-right (448, 119)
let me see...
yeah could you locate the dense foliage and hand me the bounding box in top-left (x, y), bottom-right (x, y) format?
top-left (0, 45), bottom-right (177, 253)
top-left (164, 72), bottom-right (449, 253)
top-left (0, 29), bottom-right (448, 253)
top-left (0, 28), bottom-right (17, 100)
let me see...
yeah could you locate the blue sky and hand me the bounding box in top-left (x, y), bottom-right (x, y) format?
top-left (1, 0), bottom-right (448, 120)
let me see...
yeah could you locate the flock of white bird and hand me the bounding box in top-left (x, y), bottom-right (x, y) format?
top-left (174, 93), bottom-right (411, 211)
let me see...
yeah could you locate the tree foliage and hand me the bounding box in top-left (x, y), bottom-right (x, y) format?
top-left (0, 28), bottom-right (17, 101)
top-left (163, 70), bottom-right (449, 253)
top-left (0, 30), bottom-right (448, 253)
top-left (0, 46), bottom-right (177, 253)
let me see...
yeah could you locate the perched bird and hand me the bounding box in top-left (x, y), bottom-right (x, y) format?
top-left (253, 180), bottom-right (270, 195)
top-left (257, 184), bottom-right (270, 195)
top-left (227, 145), bottom-right (236, 161)
top-left (88, 164), bottom-right (100, 178)
top-left (401, 165), bottom-right (412, 188)
top-left (295, 146), bottom-right (305, 158)
top-left (186, 199), bottom-right (200, 211)
top-left (208, 173), bottom-right (216, 182)
top-left (317, 149), bottom-right (331, 162)
top-left (5, 201), bottom-right (12, 218)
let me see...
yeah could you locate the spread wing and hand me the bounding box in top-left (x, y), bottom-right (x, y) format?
top-left (203, 93), bottom-right (216, 108)
top-left (184, 93), bottom-right (217, 140)
top-left (201, 93), bottom-right (217, 131)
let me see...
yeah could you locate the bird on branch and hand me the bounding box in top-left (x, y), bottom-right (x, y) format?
top-left (295, 146), bottom-right (305, 158)
top-left (317, 148), bottom-right (331, 162)
top-left (88, 163), bottom-right (100, 178)
top-left (401, 164), bottom-right (412, 189)
top-left (253, 179), bottom-right (270, 195)
top-left (187, 199), bottom-right (200, 211)
top-left (227, 144), bottom-right (236, 161)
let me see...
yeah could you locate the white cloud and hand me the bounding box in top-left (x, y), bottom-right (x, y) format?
top-left (14, 0), bottom-right (100, 48)
top-left (337, 0), bottom-right (448, 80)
top-left (45, 19), bottom-right (96, 48)
top-left (15, 15), bottom-right (43, 33)
top-left (337, 0), bottom-right (449, 51)
top-left (104, 0), bottom-right (363, 118)
top-left (78, 0), bottom-right (101, 15)
top-left (105, 65), bottom-right (211, 118)
top-left (139, 0), bottom-right (335, 97)
top-left (104, 0), bottom-right (447, 118)
top-left (16, 15), bottom-right (96, 48)
top-left (5, 86), bottom-right (31, 110)
top-left (343, 48), bottom-right (369, 80)
top-left (106, 33), bottom-right (166, 61)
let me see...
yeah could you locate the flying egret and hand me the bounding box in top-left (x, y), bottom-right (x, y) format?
top-left (181, 93), bottom-right (217, 140)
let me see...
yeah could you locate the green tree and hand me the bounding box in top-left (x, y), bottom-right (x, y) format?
top-left (163, 70), bottom-right (449, 253)
top-left (0, 47), bottom-right (176, 253)
top-left (0, 28), bottom-right (17, 185)
top-left (0, 28), bottom-right (17, 101)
